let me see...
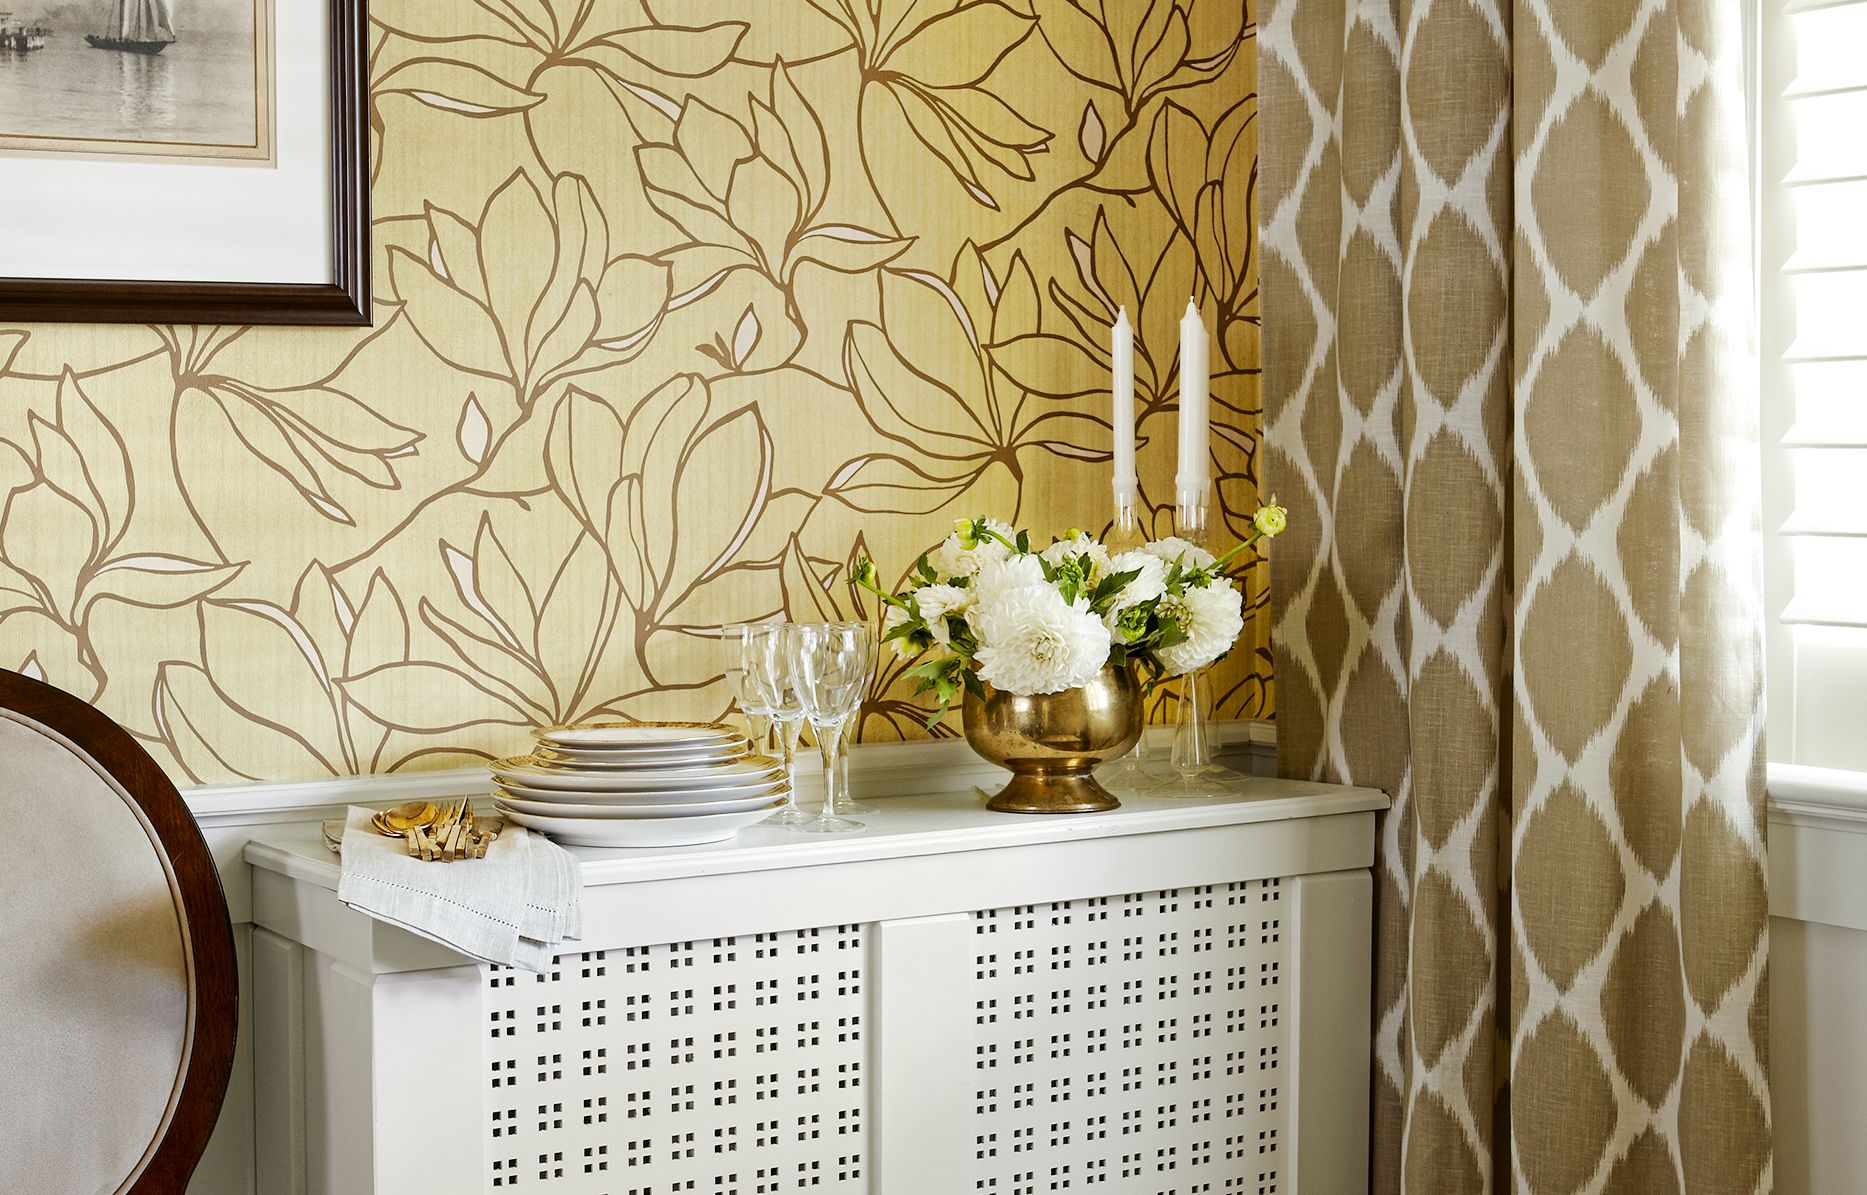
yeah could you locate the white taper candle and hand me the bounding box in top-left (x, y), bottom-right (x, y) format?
top-left (1176, 298), bottom-right (1210, 509)
top-left (1111, 307), bottom-right (1136, 498)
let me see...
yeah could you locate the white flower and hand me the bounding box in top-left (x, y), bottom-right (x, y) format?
top-left (1039, 532), bottom-right (1111, 582)
top-left (1103, 550), bottom-right (1168, 623)
top-left (1155, 579), bottom-right (1244, 675)
top-left (913, 583), bottom-right (973, 645)
top-left (1143, 535), bottom-right (1217, 572)
top-left (929, 517), bottom-right (1016, 581)
top-left (972, 584), bottom-right (1112, 695)
top-left (882, 603), bottom-right (919, 657)
top-left (970, 552), bottom-right (1046, 608)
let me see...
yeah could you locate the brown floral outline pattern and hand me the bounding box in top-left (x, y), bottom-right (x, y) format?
top-left (0, 0), bottom-right (1265, 783)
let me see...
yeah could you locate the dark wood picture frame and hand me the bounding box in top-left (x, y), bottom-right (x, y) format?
top-left (0, 0), bottom-right (370, 327)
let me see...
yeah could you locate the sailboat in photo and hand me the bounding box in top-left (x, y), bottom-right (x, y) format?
top-left (86, 0), bottom-right (176, 55)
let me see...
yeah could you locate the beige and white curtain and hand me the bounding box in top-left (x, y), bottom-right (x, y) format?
top-left (1260, 0), bottom-right (1770, 1191)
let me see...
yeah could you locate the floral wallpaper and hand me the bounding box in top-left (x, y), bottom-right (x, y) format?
top-left (0, 0), bottom-right (1265, 785)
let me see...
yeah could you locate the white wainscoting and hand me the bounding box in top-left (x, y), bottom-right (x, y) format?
top-left (1766, 763), bottom-right (1867, 1195)
top-left (182, 723), bottom-right (1278, 1195)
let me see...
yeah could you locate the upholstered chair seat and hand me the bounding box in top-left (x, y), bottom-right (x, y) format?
top-left (0, 672), bottom-right (236, 1194)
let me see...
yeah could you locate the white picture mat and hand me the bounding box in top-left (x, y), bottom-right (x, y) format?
top-left (0, 0), bottom-right (332, 285)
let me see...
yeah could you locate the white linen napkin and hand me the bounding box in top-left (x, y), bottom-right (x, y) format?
top-left (336, 806), bottom-right (581, 972)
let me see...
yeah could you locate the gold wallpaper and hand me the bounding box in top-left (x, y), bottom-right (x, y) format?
top-left (0, 0), bottom-right (1265, 784)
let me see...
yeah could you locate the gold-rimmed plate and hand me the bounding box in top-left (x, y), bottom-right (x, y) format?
top-left (492, 774), bottom-right (787, 805)
top-left (532, 721), bottom-right (742, 750)
top-left (494, 788), bottom-right (782, 819)
top-left (500, 798), bottom-right (786, 848)
top-left (531, 741), bottom-right (751, 768)
top-left (491, 753), bottom-right (785, 792)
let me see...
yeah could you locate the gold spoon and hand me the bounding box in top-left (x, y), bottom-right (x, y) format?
top-left (371, 800), bottom-right (439, 836)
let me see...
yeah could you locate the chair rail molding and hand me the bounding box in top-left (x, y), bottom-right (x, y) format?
top-left (1767, 762), bottom-right (1867, 833)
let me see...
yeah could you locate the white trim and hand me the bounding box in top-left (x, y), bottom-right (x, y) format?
top-left (246, 780), bottom-right (1390, 895)
top-left (1769, 761), bottom-right (1867, 833)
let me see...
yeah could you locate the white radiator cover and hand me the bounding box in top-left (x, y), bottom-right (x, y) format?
top-left (242, 777), bottom-right (1383, 1195)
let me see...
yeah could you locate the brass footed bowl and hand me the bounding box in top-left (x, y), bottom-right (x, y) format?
top-left (962, 663), bottom-right (1144, 814)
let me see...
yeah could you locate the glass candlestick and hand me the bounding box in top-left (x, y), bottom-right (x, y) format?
top-left (1169, 493), bottom-right (1230, 792)
top-left (1102, 485), bottom-right (1150, 790)
top-left (1109, 484), bottom-right (1144, 549)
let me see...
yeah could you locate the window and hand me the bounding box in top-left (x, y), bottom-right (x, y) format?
top-left (1757, 0), bottom-right (1867, 773)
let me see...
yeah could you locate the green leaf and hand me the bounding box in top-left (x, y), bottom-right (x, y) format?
top-left (1089, 567), bottom-right (1141, 610)
top-left (904, 658), bottom-right (949, 682)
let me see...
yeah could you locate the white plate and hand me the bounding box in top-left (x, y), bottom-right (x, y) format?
top-left (533, 722), bottom-right (741, 750)
top-left (532, 743), bottom-right (750, 768)
top-left (501, 800), bottom-right (784, 847)
top-left (491, 755), bottom-right (784, 792)
top-left (492, 776), bottom-right (787, 806)
top-left (494, 789), bottom-right (782, 819)
top-left (532, 735), bottom-right (750, 758)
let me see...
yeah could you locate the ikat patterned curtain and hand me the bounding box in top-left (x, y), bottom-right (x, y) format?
top-left (1259, 0), bottom-right (1770, 1190)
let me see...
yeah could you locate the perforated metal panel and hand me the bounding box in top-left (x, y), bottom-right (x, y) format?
top-left (968, 882), bottom-right (1289, 1195)
top-left (482, 928), bottom-right (867, 1194)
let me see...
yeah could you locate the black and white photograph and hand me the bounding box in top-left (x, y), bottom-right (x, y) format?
top-left (0, 0), bottom-right (272, 162)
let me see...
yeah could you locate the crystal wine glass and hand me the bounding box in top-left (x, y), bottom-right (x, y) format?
top-left (787, 621), bottom-right (873, 834)
top-left (719, 622), bottom-right (772, 750)
top-left (742, 621), bottom-right (812, 828)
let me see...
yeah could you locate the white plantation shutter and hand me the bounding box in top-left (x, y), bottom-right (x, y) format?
top-left (1759, 0), bottom-right (1867, 770)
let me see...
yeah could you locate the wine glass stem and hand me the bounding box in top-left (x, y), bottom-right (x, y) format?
top-left (779, 717), bottom-right (804, 813)
top-left (816, 717), bottom-right (845, 819)
top-left (837, 719), bottom-right (854, 805)
top-left (748, 711), bottom-right (771, 749)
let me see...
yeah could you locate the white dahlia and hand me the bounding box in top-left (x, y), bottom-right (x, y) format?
top-left (972, 584), bottom-right (1112, 695)
top-left (1143, 535), bottom-right (1217, 573)
top-left (1155, 578), bottom-right (1244, 675)
top-left (1039, 532), bottom-right (1111, 582)
top-left (1104, 550), bottom-right (1169, 620)
top-left (913, 583), bottom-right (973, 645)
top-left (970, 552), bottom-right (1047, 607)
top-left (929, 517), bottom-right (1016, 581)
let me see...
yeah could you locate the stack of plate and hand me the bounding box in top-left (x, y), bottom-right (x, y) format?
top-left (490, 722), bottom-right (787, 848)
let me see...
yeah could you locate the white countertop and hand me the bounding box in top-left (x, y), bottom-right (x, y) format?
top-left (244, 776), bottom-right (1388, 893)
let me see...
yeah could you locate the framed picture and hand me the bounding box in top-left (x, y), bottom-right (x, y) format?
top-left (0, 0), bottom-right (367, 325)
